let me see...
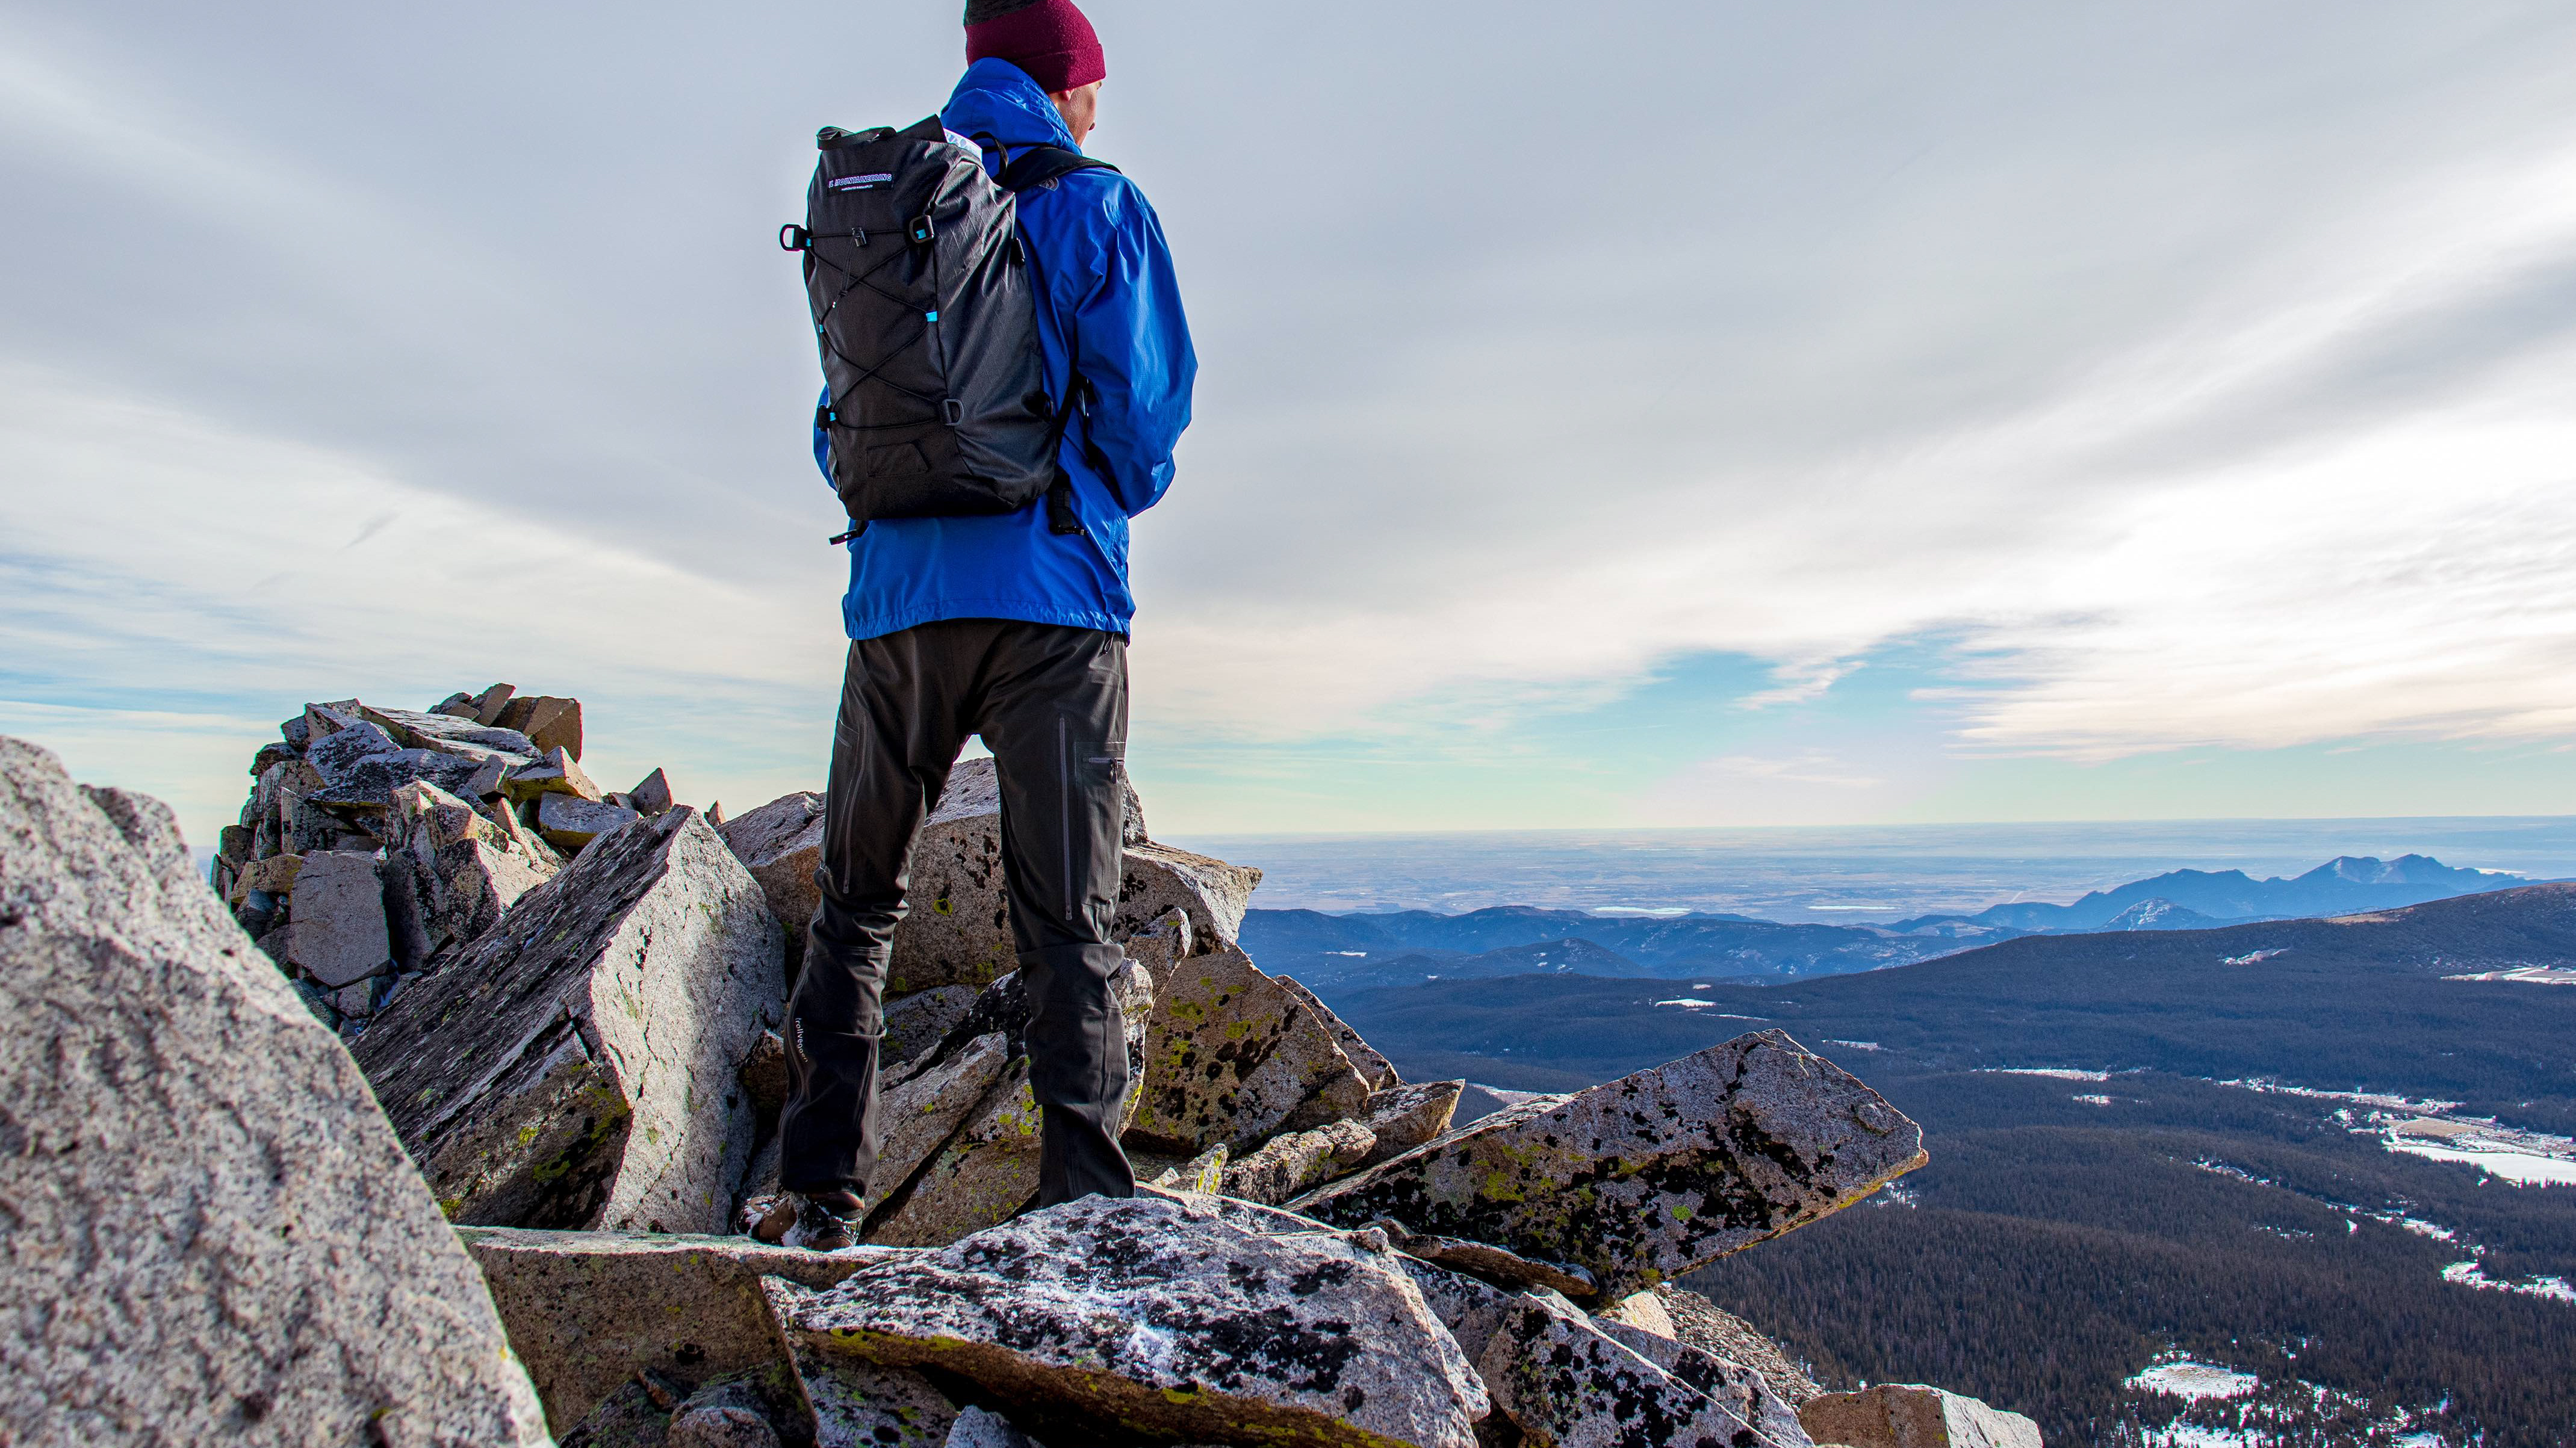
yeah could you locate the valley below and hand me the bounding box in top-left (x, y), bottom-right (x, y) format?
top-left (1296, 886), bottom-right (2576, 1448)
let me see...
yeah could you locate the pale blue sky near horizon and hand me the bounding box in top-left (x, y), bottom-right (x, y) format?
top-left (7, 2), bottom-right (2576, 850)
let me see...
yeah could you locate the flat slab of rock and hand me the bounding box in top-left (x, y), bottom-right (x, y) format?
top-left (457, 1225), bottom-right (902, 1432)
top-left (497, 693), bottom-right (586, 760)
top-left (0, 735), bottom-right (548, 1446)
top-left (1477, 1293), bottom-right (1812, 1448)
top-left (1589, 1313), bottom-right (1809, 1448)
top-left (361, 703), bottom-right (539, 763)
top-left (1799, 1387), bottom-right (2042, 1448)
top-left (1389, 1228), bottom-right (1597, 1299)
top-left (358, 808), bottom-right (786, 1233)
top-left (1293, 1031), bottom-right (1926, 1300)
top-left (538, 790), bottom-right (642, 850)
top-left (1123, 939), bottom-right (1371, 1156)
top-left (771, 1193), bottom-right (1487, 1448)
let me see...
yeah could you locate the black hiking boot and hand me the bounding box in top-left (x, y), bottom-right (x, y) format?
top-left (748, 1190), bottom-right (864, 1252)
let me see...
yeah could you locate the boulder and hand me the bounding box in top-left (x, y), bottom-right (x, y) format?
top-left (0, 735), bottom-right (549, 1446)
top-left (943, 1406), bottom-right (1034, 1448)
top-left (381, 781), bottom-right (559, 965)
top-left (511, 744), bottom-right (604, 803)
top-left (1798, 1387), bottom-right (2043, 1448)
top-left (864, 960), bottom-right (1153, 1246)
top-left (716, 791), bottom-right (824, 977)
top-left (456, 1225), bottom-right (902, 1432)
top-left (1656, 1289), bottom-right (1822, 1408)
top-left (742, 1029), bottom-right (1017, 1219)
top-left (228, 848), bottom-right (305, 902)
top-left (498, 693), bottom-right (586, 760)
top-left (770, 1193), bottom-right (1487, 1448)
top-left (632, 768), bottom-right (677, 817)
top-left (282, 848), bottom-right (393, 989)
top-left (1223, 1118), bottom-right (1378, 1205)
top-left (1144, 1142), bottom-right (1230, 1193)
top-left (539, 791), bottom-right (645, 851)
top-left (1277, 974), bottom-right (1399, 1089)
top-left (1361, 1079), bottom-right (1464, 1166)
top-left (1586, 1312), bottom-right (1809, 1448)
top-left (1389, 1254), bottom-right (1519, 1363)
top-left (1123, 939), bottom-right (1372, 1157)
top-left (883, 982), bottom-right (979, 1068)
top-left (1293, 1031), bottom-right (1927, 1299)
top-left (356, 808), bottom-right (786, 1233)
top-left (473, 681), bottom-right (520, 725)
top-left (1476, 1293), bottom-right (1812, 1448)
top-left (889, 759), bottom-right (1159, 996)
top-left (1113, 840), bottom-right (1263, 948)
top-left (793, 1354), bottom-right (961, 1448)
top-left (361, 702), bottom-right (539, 762)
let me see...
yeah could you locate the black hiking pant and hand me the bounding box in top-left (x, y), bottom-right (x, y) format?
top-left (778, 618), bottom-right (1135, 1212)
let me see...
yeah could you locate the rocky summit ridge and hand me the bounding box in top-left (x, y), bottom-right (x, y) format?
top-left (1, 687), bottom-right (2037, 1448)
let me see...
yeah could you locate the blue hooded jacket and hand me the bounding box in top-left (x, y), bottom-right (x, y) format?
top-left (815, 59), bottom-right (1197, 642)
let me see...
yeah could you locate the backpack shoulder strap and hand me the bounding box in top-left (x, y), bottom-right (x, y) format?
top-left (989, 140), bottom-right (1121, 193)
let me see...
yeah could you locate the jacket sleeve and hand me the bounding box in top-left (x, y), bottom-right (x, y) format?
top-left (1071, 187), bottom-right (1197, 518)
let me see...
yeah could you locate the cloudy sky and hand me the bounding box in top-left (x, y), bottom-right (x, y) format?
top-left (7, 1), bottom-right (2576, 848)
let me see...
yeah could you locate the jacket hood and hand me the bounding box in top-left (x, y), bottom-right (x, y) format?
top-left (942, 58), bottom-right (1078, 156)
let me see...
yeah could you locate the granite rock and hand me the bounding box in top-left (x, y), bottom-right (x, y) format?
top-left (539, 790), bottom-right (645, 852)
top-left (883, 982), bottom-right (979, 1069)
top-left (1293, 1031), bottom-right (1928, 1299)
top-left (0, 734), bottom-right (549, 1446)
top-left (1277, 974), bottom-right (1399, 1090)
top-left (1124, 939), bottom-right (1371, 1156)
top-left (1799, 1387), bottom-right (2042, 1448)
top-left (1656, 1290), bottom-right (1823, 1408)
top-left (284, 848), bottom-right (393, 988)
top-left (498, 693), bottom-right (586, 760)
top-left (1589, 1316), bottom-right (1809, 1448)
top-left (361, 703), bottom-right (539, 762)
top-left (772, 1193), bottom-right (1486, 1448)
top-left (458, 1225), bottom-right (903, 1432)
top-left (1476, 1292), bottom-right (1811, 1448)
top-left (512, 744), bottom-right (604, 803)
top-left (382, 781), bottom-right (559, 964)
top-left (716, 791), bottom-right (825, 980)
top-left (358, 808), bottom-right (786, 1233)
top-left (888, 758), bottom-right (1154, 996)
top-left (1361, 1079), bottom-right (1464, 1166)
top-left (1114, 839), bottom-right (1262, 948)
top-left (1223, 1118), bottom-right (1379, 1205)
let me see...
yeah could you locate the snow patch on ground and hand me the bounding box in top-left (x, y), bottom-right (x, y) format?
top-left (2441, 1260), bottom-right (2576, 1303)
top-left (2074, 1094), bottom-right (2114, 1106)
top-left (2388, 1140), bottom-right (2576, 1187)
top-left (1985, 1067), bottom-right (2112, 1081)
top-left (1823, 1039), bottom-right (1881, 1051)
top-left (2128, 1361), bottom-right (2259, 1401)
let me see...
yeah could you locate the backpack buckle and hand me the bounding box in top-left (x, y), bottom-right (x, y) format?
top-left (778, 224), bottom-right (810, 252)
top-left (909, 214), bottom-right (936, 244)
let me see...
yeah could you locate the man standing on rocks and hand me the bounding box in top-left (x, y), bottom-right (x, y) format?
top-left (762, 0), bottom-right (1195, 1250)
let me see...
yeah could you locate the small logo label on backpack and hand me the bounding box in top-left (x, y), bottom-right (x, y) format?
top-left (830, 173), bottom-right (895, 191)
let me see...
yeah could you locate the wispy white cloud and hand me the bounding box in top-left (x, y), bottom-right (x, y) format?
top-left (7, 2), bottom-right (2576, 834)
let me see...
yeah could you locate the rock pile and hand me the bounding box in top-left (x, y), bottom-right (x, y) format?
top-left (3, 691), bottom-right (2047, 1448)
top-left (208, 686), bottom-right (687, 1036)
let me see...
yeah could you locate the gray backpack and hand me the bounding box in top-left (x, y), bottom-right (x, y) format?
top-left (783, 115), bottom-right (1114, 540)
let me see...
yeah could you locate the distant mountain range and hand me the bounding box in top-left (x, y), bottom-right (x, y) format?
top-left (1888, 853), bottom-right (2515, 932)
top-left (1241, 855), bottom-right (2538, 989)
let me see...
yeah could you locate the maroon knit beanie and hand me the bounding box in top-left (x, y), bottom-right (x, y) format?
top-left (964, 0), bottom-right (1106, 94)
